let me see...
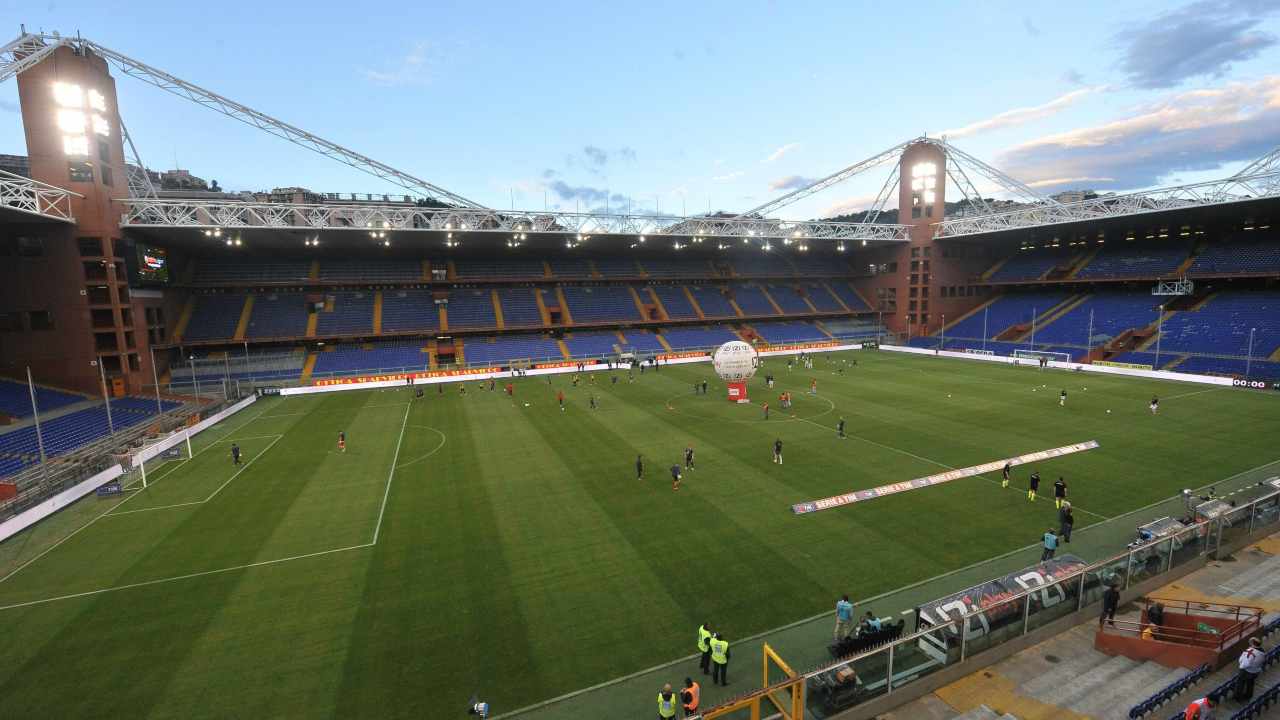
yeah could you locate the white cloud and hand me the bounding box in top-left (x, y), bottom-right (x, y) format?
top-left (998, 75), bottom-right (1280, 191)
top-left (764, 143), bottom-right (801, 163)
top-left (940, 87), bottom-right (1102, 140)
top-left (768, 175), bottom-right (819, 191)
top-left (819, 193), bottom-right (896, 219)
top-left (1026, 177), bottom-right (1115, 188)
top-left (364, 42), bottom-right (434, 87)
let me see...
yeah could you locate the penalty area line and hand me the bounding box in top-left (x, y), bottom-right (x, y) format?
top-left (0, 543), bottom-right (373, 613)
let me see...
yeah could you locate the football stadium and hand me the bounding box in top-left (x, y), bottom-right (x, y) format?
top-left (2, 7), bottom-right (1280, 720)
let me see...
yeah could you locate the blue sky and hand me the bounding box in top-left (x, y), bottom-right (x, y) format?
top-left (3, 0), bottom-right (1279, 219)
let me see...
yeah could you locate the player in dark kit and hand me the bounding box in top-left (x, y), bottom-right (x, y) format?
top-left (635, 455), bottom-right (644, 480)
top-left (1002, 461), bottom-right (1012, 488)
top-left (1053, 477), bottom-right (1067, 508)
top-left (1059, 389), bottom-right (1066, 407)
top-left (231, 443), bottom-right (241, 465)
top-left (685, 445), bottom-right (695, 470)
top-left (338, 431), bottom-right (346, 453)
top-left (670, 464), bottom-right (682, 491)
top-left (773, 438), bottom-right (783, 465)
top-left (1028, 470), bottom-right (1040, 501)
top-left (837, 418), bottom-right (846, 439)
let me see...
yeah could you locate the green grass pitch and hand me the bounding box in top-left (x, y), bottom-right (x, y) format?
top-left (0, 350), bottom-right (1278, 718)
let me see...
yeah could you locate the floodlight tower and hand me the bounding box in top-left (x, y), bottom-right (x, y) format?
top-left (6, 41), bottom-right (150, 393)
top-left (855, 140), bottom-right (997, 338)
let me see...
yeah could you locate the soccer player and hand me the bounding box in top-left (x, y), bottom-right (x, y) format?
top-left (1054, 477), bottom-right (1068, 508)
top-left (762, 401), bottom-right (770, 420)
top-left (809, 378), bottom-right (818, 395)
top-left (837, 418), bottom-right (846, 439)
top-left (557, 389), bottom-right (565, 411)
top-left (1001, 461), bottom-right (1012, 488)
top-left (685, 445), bottom-right (695, 471)
top-left (1028, 470), bottom-right (1040, 501)
top-left (636, 454), bottom-right (644, 481)
top-left (1059, 501), bottom-right (1075, 543)
top-left (701, 380), bottom-right (708, 395)
top-left (231, 443), bottom-right (241, 465)
top-left (1150, 396), bottom-right (1159, 414)
top-left (589, 395), bottom-right (597, 410)
top-left (670, 463), bottom-right (682, 491)
top-left (1059, 389), bottom-right (1066, 407)
top-left (773, 438), bottom-right (783, 465)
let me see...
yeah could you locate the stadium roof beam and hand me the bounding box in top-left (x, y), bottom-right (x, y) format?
top-left (118, 118), bottom-right (158, 199)
top-left (117, 198), bottom-right (911, 243)
top-left (934, 171), bottom-right (1280, 238)
top-left (735, 136), bottom-right (1056, 221)
top-left (0, 32), bottom-right (487, 209)
top-left (0, 168), bottom-right (81, 222)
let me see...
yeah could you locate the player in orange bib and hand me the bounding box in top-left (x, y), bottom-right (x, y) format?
top-left (338, 431), bottom-right (346, 453)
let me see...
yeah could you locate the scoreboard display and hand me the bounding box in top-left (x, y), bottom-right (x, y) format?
top-left (129, 244), bottom-right (170, 285)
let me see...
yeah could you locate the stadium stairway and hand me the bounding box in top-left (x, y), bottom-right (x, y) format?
top-left (300, 352), bottom-right (317, 383)
top-left (233, 296), bottom-right (255, 341)
top-left (173, 297), bottom-right (195, 342)
top-left (491, 290), bottom-right (505, 330)
top-left (628, 286), bottom-right (648, 318)
top-left (554, 287), bottom-right (575, 325)
top-left (683, 286), bottom-right (707, 320)
top-left (646, 287), bottom-right (671, 320)
top-left (535, 288), bottom-right (552, 325)
top-left (439, 302), bottom-right (449, 332)
top-left (373, 291), bottom-right (383, 334)
top-left (882, 534), bottom-right (1280, 720)
top-left (1011, 294), bottom-right (1088, 342)
top-left (941, 295), bottom-right (1002, 335)
top-left (1133, 308), bottom-right (1182, 352)
top-left (556, 339), bottom-right (572, 359)
top-left (980, 256), bottom-right (1011, 282)
top-left (1066, 247), bottom-right (1101, 279)
top-left (655, 332), bottom-right (674, 352)
top-left (760, 287), bottom-right (787, 315)
top-left (727, 294), bottom-right (746, 318)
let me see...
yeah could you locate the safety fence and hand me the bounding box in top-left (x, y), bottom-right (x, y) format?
top-left (689, 486), bottom-right (1280, 720)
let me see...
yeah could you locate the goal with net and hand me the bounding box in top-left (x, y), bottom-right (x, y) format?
top-left (1013, 349), bottom-right (1071, 364)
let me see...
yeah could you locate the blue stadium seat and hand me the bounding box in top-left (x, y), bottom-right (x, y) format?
top-left (381, 290), bottom-right (440, 333)
top-left (0, 379), bottom-right (85, 418)
top-left (651, 286), bottom-right (698, 319)
top-left (246, 293), bottom-right (309, 339)
top-left (315, 291), bottom-right (374, 335)
top-left (184, 294), bottom-right (246, 341)
top-left (561, 286), bottom-right (641, 323)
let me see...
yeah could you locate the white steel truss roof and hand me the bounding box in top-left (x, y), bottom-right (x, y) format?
top-left (933, 170), bottom-right (1280, 238)
top-left (0, 169), bottom-right (80, 222)
top-left (0, 32), bottom-right (486, 209)
top-left (117, 198), bottom-right (911, 242)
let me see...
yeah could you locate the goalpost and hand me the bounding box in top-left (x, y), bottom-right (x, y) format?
top-left (1014, 349), bottom-right (1071, 364)
top-left (123, 428), bottom-right (195, 490)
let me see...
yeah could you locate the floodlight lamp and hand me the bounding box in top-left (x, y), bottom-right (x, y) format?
top-left (57, 109), bottom-right (86, 134)
top-left (638, 235), bottom-right (645, 243)
top-left (234, 238), bottom-right (242, 246)
top-left (52, 82), bottom-right (83, 108)
top-left (62, 135), bottom-right (89, 156)
top-left (861, 239), bottom-right (867, 246)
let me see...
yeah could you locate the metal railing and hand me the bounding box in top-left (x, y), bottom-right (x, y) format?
top-left (786, 487), bottom-right (1280, 719)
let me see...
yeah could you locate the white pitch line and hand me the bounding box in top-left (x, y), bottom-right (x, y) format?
top-left (1164, 387), bottom-right (1222, 401)
top-left (106, 435), bottom-right (283, 517)
top-left (371, 403), bottom-right (412, 545)
top-left (0, 543), bottom-right (373, 612)
top-left (0, 487), bottom-right (147, 584)
top-left (790, 414), bottom-right (1114, 520)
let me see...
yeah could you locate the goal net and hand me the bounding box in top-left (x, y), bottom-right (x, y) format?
top-left (1014, 349), bottom-right (1071, 364)
top-left (122, 429), bottom-right (194, 490)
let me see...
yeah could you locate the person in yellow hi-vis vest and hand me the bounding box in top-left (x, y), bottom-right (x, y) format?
top-left (657, 683), bottom-right (678, 719)
top-left (709, 633), bottom-right (730, 686)
top-left (697, 622), bottom-right (713, 675)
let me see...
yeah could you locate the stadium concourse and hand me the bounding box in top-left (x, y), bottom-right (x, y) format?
top-left (881, 533), bottom-right (1280, 720)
